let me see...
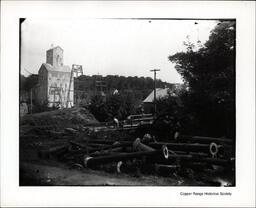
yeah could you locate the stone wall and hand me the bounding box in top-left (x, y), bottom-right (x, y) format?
top-left (47, 71), bottom-right (73, 108)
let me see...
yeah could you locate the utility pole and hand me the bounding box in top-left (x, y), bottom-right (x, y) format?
top-left (150, 69), bottom-right (160, 117)
top-left (30, 88), bottom-right (33, 114)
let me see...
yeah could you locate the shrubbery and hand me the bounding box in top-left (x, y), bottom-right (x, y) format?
top-left (89, 93), bottom-right (136, 122)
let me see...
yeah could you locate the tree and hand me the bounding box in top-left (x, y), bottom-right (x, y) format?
top-left (168, 21), bottom-right (235, 138)
top-left (89, 93), bottom-right (136, 122)
top-left (20, 74), bottom-right (38, 91)
top-left (89, 95), bottom-right (108, 122)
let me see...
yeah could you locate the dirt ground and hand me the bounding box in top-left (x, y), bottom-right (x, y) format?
top-left (20, 162), bottom-right (182, 186)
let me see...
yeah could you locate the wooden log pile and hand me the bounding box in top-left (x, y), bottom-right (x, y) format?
top-left (37, 133), bottom-right (235, 175)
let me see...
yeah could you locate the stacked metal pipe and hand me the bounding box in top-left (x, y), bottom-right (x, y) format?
top-left (38, 133), bottom-right (234, 175)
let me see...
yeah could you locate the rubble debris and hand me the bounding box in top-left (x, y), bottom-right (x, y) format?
top-left (20, 107), bottom-right (98, 134)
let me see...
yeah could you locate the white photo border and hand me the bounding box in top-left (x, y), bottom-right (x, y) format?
top-left (1, 1), bottom-right (255, 207)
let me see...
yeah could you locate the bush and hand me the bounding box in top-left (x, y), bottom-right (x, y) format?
top-left (89, 93), bottom-right (136, 122)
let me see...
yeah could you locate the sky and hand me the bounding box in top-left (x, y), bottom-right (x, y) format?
top-left (21, 19), bottom-right (217, 83)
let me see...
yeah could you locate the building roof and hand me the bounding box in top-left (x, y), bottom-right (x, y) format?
top-left (143, 88), bottom-right (177, 103)
top-left (46, 46), bottom-right (63, 52)
top-left (41, 63), bottom-right (71, 73)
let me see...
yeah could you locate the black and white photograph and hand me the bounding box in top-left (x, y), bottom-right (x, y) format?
top-left (19, 17), bottom-right (236, 186)
top-left (1, 1), bottom-right (255, 207)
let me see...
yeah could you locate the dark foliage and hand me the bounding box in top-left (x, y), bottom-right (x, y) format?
top-left (20, 74), bottom-right (38, 91)
top-left (75, 75), bottom-right (172, 91)
top-left (74, 75), bottom-right (174, 101)
top-left (89, 93), bottom-right (136, 122)
top-left (75, 75), bottom-right (176, 121)
top-left (168, 21), bottom-right (235, 138)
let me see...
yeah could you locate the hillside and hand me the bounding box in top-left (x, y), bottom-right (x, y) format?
top-left (20, 74), bottom-right (178, 104)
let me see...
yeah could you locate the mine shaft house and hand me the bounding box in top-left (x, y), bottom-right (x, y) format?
top-left (36, 46), bottom-right (74, 108)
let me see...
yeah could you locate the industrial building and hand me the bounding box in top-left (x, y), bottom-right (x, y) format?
top-left (36, 46), bottom-right (74, 108)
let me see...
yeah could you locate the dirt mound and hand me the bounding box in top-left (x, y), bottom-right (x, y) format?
top-left (20, 107), bottom-right (98, 128)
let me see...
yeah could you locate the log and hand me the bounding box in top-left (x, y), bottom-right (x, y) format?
top-left (89, 147), bottom-right (124, 157)
top-left (133, 138), bottom-right (155, 152)
top-left (149, 142), bottom-right (210, 153)
top-left (83, 146), bottom-right (169, 168)
top-left (177, 135), bottom-right (233, 144)
top-left (88, 142), bottom-right (132, 153)
top-left (168, 143), bottom-right (227, 159)
top-left (169, 150), bottom-right (209, 157)
top-left (165, 154), bottom-right (232, 166)
top-left (69, 140), bottom-right (133, 156)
